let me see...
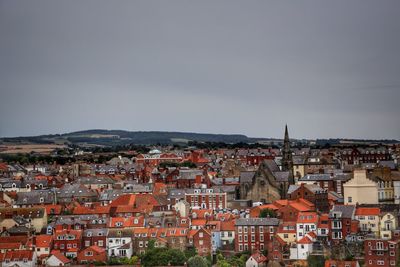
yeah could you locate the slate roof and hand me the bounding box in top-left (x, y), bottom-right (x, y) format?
top-left (77, 176), bottom-right (115, 184)
top-left (329, 205), bottom-right (356, 219)
top-left (273, 171), bottom-right (289, 182)
top-left (240, 171), bottom-right (255, 184)
top-left (287, 184), bottom-right (325, 195)
top-left (16, 190), bottom-right (54, 205)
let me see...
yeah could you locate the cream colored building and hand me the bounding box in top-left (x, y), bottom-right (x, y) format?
top-left (343, 169), bottom-right (378, 205)
top-left (380, 212), bottom-right (398, 240)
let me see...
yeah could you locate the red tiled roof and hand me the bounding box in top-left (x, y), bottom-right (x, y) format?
top-left (250, 251), bottom-right (267, 263)
top-left (110, 194), bottom-right (136, 207)
top-left (298, 236), bottom-right (313, 244)
top-left (0, 163), bottom-right (8, 171)
top-left (0, 243), bottom-right (21, 250)
top-left (297, 212), bottom-right (318, 224)
top-left (355, 207), bottom-right (380, 216)
top-left (325, 260), bottom-right (359, 267)
top-left (86, 245), bottom-right (105, 254)
top-left (35, 235), bottom-right (53, 247)
top-left (50, 250), bottom-right (71, 264)
top-left (220, 220), bottom-right (235, 231)
top-left (191, 219), bottom-right (207, 226)
top-left (0, 249), bottom-right (34, 261)
top-left (109, 216), bottom-right (145, 228)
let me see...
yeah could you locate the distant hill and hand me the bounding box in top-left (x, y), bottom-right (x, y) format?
top-left (0, 129), bottom-right (275, 146)
top-left (1, 130), bottom-right (398, 147)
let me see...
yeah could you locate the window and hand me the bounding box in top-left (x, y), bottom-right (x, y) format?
top-left (238, 227), bottom-right (242, 233)
top-left (239, 244), bottom-right (243, 251)
top-left (348, 196), bottom-right (352, 203)
top-left (85, 251), bottom-right (93, 256)
top-left (85, 240), bottom-right (90, 247)
top-left (377, 260), bottom-right (384, 265)
top-left (333, 231), bottom-right (342, 239)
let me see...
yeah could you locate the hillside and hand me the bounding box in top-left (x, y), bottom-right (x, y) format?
top-left (0, 129), bottom-right (272, 146)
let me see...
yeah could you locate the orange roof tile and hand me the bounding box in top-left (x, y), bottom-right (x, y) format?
top-left (50, 250), bottom-right (71, 264)
top-left (35, 235), bottom-right (53, 247)
top-left (355, 207), bottom-right (380, 216)
top-left (298, 236), bottom-right (313, 244)
top-left (220, 220), bottom-right (235, 231)
top-left (297, 212), bottom-right (318, 224)
top-left (110, 194), bottom-right (136, 207)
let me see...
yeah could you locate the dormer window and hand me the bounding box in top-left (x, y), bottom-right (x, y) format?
top-left (26, 184), bottom-right (30, 189)
top-left (40, 197), bottom-right (44, 203)
top-left (12, 183), bottom-right (16, 188)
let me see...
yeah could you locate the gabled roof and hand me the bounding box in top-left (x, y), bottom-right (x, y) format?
top-left (330, 205), bottom-right (356, 219)
top-left (355, 207), bottom-right (380, 216)
top-left (0, 249), bottom-right (34, 262)
top-left (35, 235), bottom-right (53, 247)
top-left (297, 212), bottom-right (318, 224)
top-left (298, 235), bottom-right (313, 244)
top-left (50, 250), bottom-right (71, 264)
top-left (110, 194), bottom-right (136, 207)
top-left (249, 251), bottom-right (267, 263)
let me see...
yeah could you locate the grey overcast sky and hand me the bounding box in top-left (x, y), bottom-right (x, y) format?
top-left (0, 1), bottom-right (399, 140)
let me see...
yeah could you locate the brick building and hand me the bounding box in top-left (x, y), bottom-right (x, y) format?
top-left (287, 183), bottom-right (329, 213)
top-left (364, 237), bottom-right (400, 266)
top-left (235, 218), bottom-right (280, 253)
top-left (185, 188), bottom-right (227, 210)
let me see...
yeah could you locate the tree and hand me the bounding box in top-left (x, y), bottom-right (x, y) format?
top-left (188, 255), bottom-right (208, 267)
top-left (140, 247), bottom-right (187, 267)
top-left (307, 255), bottom-right (325, 267)
top-left (259, 208), bottom-right (277, 218)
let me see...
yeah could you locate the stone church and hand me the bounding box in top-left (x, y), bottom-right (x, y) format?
top-left (238, 125), bottom-right (295, 203)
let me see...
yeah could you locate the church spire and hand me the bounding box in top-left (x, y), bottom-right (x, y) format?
top-left (282, 125), bottom-right (294, 184)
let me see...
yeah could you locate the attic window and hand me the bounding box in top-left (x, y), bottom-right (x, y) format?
top-left (40, 197), bottom-right (44, 203)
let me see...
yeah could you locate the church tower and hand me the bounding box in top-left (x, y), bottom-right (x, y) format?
top-left (282, 125), bottom-right (295, 184)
